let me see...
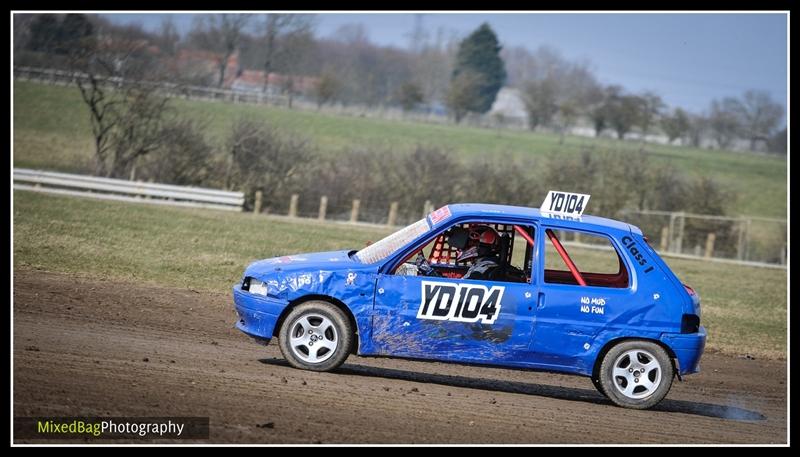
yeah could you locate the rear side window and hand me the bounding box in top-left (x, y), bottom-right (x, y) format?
top-left (543, 228), bottom-right (629, 288)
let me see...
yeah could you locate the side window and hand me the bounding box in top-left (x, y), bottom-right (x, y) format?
top-left (393, 221), bottom-right (535, 284)
top-left (543, 228), bottom-right (629, 288)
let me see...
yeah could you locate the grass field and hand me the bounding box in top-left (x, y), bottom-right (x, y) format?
top-left (13, 191), bottom-right (787, 359)
top-left (13, 81), bottom-right (787, 218)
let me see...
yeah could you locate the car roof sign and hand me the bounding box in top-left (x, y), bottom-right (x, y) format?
top-left (540, 191), bottom-right (591, 217)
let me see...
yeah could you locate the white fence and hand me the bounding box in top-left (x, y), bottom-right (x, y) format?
top-left (13, 66), bottom-right (292, 106)
top-left (13, 168), bottom-right (244, 211)
top-left (13, 66), bottom-right (458, 125)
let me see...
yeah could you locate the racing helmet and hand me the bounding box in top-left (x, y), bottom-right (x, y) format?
top-left (456, 225), bottom-right (500, 263)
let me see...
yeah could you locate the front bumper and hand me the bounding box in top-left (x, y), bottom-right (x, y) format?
top-left (661, 326), bottom-right (707, 375)
top-left (232, 284), bottom-right (289, 342)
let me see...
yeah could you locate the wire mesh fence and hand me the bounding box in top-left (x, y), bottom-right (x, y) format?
top-left (618, 209), bottom-right (787, 266)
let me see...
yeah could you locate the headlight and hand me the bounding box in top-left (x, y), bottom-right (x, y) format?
top-left (245, 277), bottom-right (268, 296)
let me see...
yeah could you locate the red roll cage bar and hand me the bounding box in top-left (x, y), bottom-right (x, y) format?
top-left (545, 229), bottom-right (587, 286)
top-left (395, 223), bottom-right (587, 286)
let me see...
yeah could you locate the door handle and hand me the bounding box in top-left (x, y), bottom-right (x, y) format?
top-left (537, 292), bottom-right (546, 310)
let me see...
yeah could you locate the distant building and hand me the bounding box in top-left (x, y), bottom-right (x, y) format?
top-left (175, 49), bottom-right (228, 76)
top-left (174, 50), bottom-right (319, 95)
top-left (489, 87), bottom-right (527, 121)
top-left (230, 69), bottom-right (320, 96)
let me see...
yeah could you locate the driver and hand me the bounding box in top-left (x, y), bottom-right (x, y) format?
top-left (457, 226), bottom-right (503, 280)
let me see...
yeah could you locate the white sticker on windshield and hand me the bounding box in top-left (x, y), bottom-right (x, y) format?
top-left (354, 218), bottom-right (431, 264)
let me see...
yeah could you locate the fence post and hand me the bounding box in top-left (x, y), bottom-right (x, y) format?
top-left (675, 212), bottom-right (685, 254)
top-left (704, 233), bottom-right (716, 259)
top-left (736, 217), bottom-right (747, 260)
top-left (744, 218), bottom-right (751, 261)
top-left (350, 199), bottom-right (360, 223)
top-left (387, 202), bottom-right (399, 227)
top-left (668, 212), bottom-right (677, 252)
top-left (660, 226), bottom-right (669, 252)
top-left (254, 191), bottom-right (263, 214)
top-left (318, 196), bottom-right (328, 221)
top-left (288, 194), bottom-right (299, 218)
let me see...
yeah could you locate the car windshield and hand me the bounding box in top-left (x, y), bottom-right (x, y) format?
top-left (354, 218), bottom-right (431, 264)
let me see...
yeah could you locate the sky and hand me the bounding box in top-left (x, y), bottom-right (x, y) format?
top-left (98, 12), bottom-right (788, 115)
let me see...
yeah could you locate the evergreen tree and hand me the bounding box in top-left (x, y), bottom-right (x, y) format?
top-left (450, 23), bottom-right (506, 116)
top-left (57, 14), bottom-right (94, 54)
top-left (27, 14), bottom-right (60, 53)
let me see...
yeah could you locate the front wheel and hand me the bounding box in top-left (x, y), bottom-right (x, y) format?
top-left (278, 301), bottom-right (353, 372)
top-left (597, 340), bottom-right (674, 409)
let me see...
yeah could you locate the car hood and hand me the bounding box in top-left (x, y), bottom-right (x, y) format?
top-left (241, 249), bottom-right (379, 301)
top-left (244, 249), bottom-right (362, 279)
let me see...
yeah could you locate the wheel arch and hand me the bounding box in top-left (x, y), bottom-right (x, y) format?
top-left (591, 337), bottom-right (678, 380)
top-left (273, 294), bottom-right (360, 353)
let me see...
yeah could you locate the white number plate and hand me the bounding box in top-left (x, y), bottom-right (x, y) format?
top-left (540, 191), bottom-right (590, 216)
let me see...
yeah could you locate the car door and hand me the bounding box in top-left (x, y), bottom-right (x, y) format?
top-left (371, 220), bottom-right (537, 364)
top-left (529, 224), bottom-right (636, 367)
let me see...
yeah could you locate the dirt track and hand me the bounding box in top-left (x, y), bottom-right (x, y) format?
top-left (13, 269), bottom-right (787, 444)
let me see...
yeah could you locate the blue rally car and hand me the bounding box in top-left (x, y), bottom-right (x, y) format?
top-left (233, 192), bottom-right (706, 409)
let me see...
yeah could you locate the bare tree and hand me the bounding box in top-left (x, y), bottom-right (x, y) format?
top-left (275, 25), bottom-right (316, 108)
top-left (14, 14), bottom-right (38, 55)
top-left (226, 118), bottom-right (315, 210)
top-left (708, 98), bottom-right (742, 150)
top-left (108, 92), bottom-right (172, 179)
top-left (406, 13), bottom-right (430, 54)
top-left (767, 128), bottom-right (787, 155)
top-left (446, 70), bottom-right (484, 123)
top-left (554, 99), bottom-right (580, 144)
top-left (588, 85), bottom-right (619, 137)
top-left (636, 91), bottom-right (665, 141)
top-left (261, 14), bottom-right (315, 94)
top-left (661, 107), bottom-right (691, 144)
top-left (71, 29), bottom-right (172, 178)
top-left (413, 28), bottom-right (459, 106)
top-left (687, 113), bottom-right (709, 148)
top-left (521, 77), bottom-right (559, 131)
top-left (155, 16), bottom-right (180, 56)
top-left (140, 118), bottom-right (216, 186)
top-left (729, 90), bottom-right (784, 151)
top-left (394, 81), bottom-right (425, 112)
top-left (188, 14), bottom-right (251, 87)
top-left (314, 71), bottom-right (341, 108)
top-left (316, 24), bottom-right (415, 107)
top-left (76, 77), bottom-right (171, 178)
top-left (604, 87), bottom-right (640, 140)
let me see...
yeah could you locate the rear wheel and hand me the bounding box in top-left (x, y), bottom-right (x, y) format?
top-left (278, 301), bottom-right (353, 372)
top-left (597, 340), bottom-right (674, 409)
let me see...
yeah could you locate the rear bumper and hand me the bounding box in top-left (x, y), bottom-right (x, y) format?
top-left (232, 284), bottom-right (289, 342)
top-left (661, 326), bottom-right (707, 375)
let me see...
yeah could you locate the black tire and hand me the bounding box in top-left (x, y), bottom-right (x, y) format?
top-left (597, 340), bottom-right (674, 409)
top-left (278, 300), bottom-right (353, 372)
